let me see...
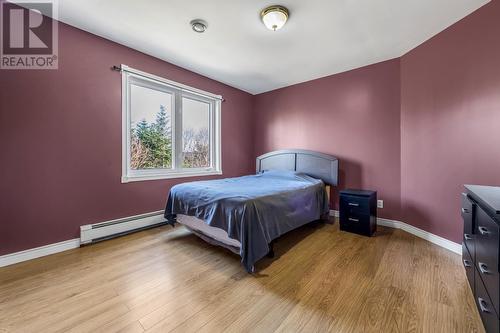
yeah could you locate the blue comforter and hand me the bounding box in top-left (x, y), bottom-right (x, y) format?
top-left (164, 170), bottom-right (329, 272)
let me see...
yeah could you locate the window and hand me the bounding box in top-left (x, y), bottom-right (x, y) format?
top-left (121, 65), bottom-right (221, 182)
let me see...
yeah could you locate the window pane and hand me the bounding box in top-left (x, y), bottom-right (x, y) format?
top-left (130, 84), bottom-right (173, 170)
top-left (182, 97), bottom-right (210, 168)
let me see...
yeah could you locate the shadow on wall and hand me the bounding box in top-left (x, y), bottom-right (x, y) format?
top-left (330, 157), bottom-right (363, 210)
top-left (401, 203), bottom-right (432, 234)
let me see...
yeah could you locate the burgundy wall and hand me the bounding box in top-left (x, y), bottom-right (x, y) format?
top-left (3, 2), bottom-right (500, 256)
top-left (254, 59), bottom-right (402, 220)
top-left (400, 0), bottom-right (500, 242)
top-left (0, 21), bottom-right (255, 255)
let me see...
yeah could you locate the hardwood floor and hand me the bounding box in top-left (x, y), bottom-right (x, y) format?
top-left (0, 219), bottom-right (483, 333)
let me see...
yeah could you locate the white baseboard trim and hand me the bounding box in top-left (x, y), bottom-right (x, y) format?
top-left (1, 210), bottom-right (167, 268)
top-left (329, 210), bottom-right (461, 255)
top-left (0, 238), bottom-right (81, 268)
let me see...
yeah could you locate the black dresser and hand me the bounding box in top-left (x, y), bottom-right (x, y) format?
top-left (339, 189), bottom-right (377, 237)
top-left (462, 185), bottom-right (500, 333)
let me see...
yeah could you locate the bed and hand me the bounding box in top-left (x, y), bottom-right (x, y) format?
top-left (164, 149), bottom-right (339, 272)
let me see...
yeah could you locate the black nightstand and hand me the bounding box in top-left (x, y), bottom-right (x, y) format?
top-left (339, 189), bottom-right (377, 237)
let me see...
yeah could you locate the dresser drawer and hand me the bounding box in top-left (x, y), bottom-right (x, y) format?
top-left (462, 193), bottom-right (475, 256)
top-left (340, 194), bottom-right (369, 215)
top-left (464, 231), bottom-right (475, 260)
top-left (475, 206), bottom-right (500, 316)
top-left (462, 193), bottom-right (475, 231)
top-left (463, 243), bottom-right (474, 294)
top-left (475, 267), bottom-right (500, 332)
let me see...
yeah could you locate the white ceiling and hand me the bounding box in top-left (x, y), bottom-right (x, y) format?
top-left (56, 0), bottom-right (489, 94)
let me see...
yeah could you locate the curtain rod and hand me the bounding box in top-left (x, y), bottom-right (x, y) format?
top-left (111, 65), bottom-right (225, 102)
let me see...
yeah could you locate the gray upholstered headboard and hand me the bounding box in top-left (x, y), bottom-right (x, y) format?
top-left (256, 149), bottom-right (339, 186)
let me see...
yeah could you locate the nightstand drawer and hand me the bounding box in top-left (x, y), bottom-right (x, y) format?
top-left (340, 212), bottom-right (370, 225)
top-left (339, 212), bottom-right (372, 235)
top-left (340, 219), bottom-right (369, 235)
top-left (340, 194), bottom-right (369, 214)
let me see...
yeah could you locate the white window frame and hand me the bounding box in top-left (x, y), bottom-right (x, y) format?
top-left (121, 65), bottom-right (222, 183)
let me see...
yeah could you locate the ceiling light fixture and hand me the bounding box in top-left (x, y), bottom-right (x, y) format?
top-left (190, 19), bottom-right (207, 33)
top-left (260, 5), bottom-right (289, 31)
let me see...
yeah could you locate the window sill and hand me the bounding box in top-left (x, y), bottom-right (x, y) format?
top-left (121, 170), bottom-right (222, 183)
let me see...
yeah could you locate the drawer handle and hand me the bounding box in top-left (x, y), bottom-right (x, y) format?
top-left (464, 234), bottom-right (472, 240)
top-left (478, 226), bottom-right (490, 235)
top-left (348, 217), bottom-right (359, 222)
top-left (462, 208), bottom-right (469, 214)
top-left (478, 298), bottom-right (491, 313)
top-left (348, 202), bottom-right (359, 207)
top-left (463, 260), bottom-right (472, 268)
top-left (479, 262), bottom-right (491, 274)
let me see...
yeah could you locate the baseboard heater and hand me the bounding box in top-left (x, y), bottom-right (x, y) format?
top-left (80, 210), bottom-right (167, 244)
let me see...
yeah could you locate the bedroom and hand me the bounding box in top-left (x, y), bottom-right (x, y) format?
top-left (0, 0), bottom-right (499, 332)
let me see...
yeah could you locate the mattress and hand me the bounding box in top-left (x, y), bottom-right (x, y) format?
top-left (177, 214), bottom-right (241, 254)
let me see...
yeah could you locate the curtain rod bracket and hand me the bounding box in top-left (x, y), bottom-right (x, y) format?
top-left (111, 65), bottom-right (122, 72)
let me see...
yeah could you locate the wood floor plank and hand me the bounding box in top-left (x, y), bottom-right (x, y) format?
top-left (114, 321), bottom-right (145, 333)
top-left (0, 220), bottom-right (483, 333)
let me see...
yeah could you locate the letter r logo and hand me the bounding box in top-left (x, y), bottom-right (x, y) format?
top-left (1, 0), bottom-right (59, 69)
top-left (2, 2), bottom-right (53, 54)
